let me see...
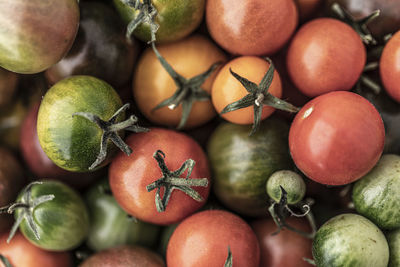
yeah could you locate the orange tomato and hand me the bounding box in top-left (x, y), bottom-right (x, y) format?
top-left (211, 56), bottom-right (282, 125)
top-left (133, 35), bottom-right (227, 129)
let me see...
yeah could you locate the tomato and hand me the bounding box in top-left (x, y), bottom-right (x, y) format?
top-left (109, 128), bottom-right (210, 225)
top-left (0, 69), bottom-right (18, 108)
top-left (313, 214), bottom-right (389, 267)
top-left (387, 228), bottom-right (400, 267)
top-left (0, 232), bottom-right (72, 267)
top-left (325, 0), bottom-right (400, 38)
top-left (294, 0), bottom-right (322, 21)
top-left (113, 0), bottom-right (204, 43)
top-left (266, 170), bottom-right (306, 205)
top-left (9, 180), bottom-right (89, 251)
top-left (45, 2), bottom-right (138, 89)
top-left (167, 210), bottom-right (260, 267)
top-left (133, 35), bottom-right (226, 129)
top-left (287, 18), bottom-right (366, 97)
top-left (206, 0), bottom-right (298, 56)
top-left (85, 178), bottom-right (160, 251)
top-left (380, 30), bottom-right (400, 103)
top-left (211, 56), bottom-right (282, 125)
top-left (0, 148), bottom-right (25, 233)
top-left (207, 117), bottom-right (292, 217)
top-left (251, 218), bottom-right (312, 267)
top-left (289, 91), bottom-right (385, 185)
top-left (353, 154), bottom-right (400, 230)
top-left (37, 75), bottom-right (144, 172)
top-left (79, 245), bottom-right (165, 267)
top-left (0, 0), bottom-right (79, 74)
top-left (20, 103), bottom-right (101, 189)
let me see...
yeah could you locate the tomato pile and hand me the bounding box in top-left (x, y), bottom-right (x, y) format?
top-left (0, 0), bottom-right (400, 266)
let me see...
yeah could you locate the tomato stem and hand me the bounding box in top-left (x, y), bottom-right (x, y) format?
top-left (220, 58), bottom-right (299, 135)
top-left (151, 43), bottom-right (221, 129)
top-left (72, 103), bottom-right (149, 170)
top-left (224, 246), bottom-right (233, 267)
top-left (331, 3), bottom-right (379, 45)
top-left (146, 150), bottom-right (209, 212)
top-left (120, 0), bottom-right (159, 43)
top-left (0, 255), bottom-right (13, 267)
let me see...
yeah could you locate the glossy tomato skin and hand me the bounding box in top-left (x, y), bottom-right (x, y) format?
top-left (133, 34), bottom-right (226, 129)
top-left (109, 128), bottom-right (210, 225)
top-left (20, 103), bottom-right (100, 189)
top-left (113, 0), bottom-right (204, 43)
top-left (289, 91), bottom-right (385, 185)
top-left (206, 0), bottom-right (298, 56)
top-left (287, 18), bottom-right (366, 97)
top-left (0, 232), bottom-right (72, 267)
top-left (45, 2), bottom-right (138, 88)
top-left (0, 147), bottom-right (26, 233)
top-left (251, 218), bottom-right (312, 267)
top-left (15, 180), bottom-right (90, 251)
top-left (211, 56), bottom-right (282, 125)
top-left (0, 0), bottom-right (79, 74)
top-left (37, 76), bottom-right (124, 172)
top-left (79, 246), bottom-right (165, 267)
top-left (380, 31), bottom-right (400, 103)
top-left (167, 210), bottom-right (260, 267)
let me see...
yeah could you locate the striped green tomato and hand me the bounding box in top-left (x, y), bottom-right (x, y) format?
top-left (353, 154), bottom-right (400, 230)
top-left (387, 228), bottom-right (400, 267)
top-left (37, 76), bottom-right (124, 172)
top-left (312, 213), bottom-right (389, 267)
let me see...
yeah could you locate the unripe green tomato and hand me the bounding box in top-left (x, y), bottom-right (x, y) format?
top-left (266, 170), bottom-right (306, 204)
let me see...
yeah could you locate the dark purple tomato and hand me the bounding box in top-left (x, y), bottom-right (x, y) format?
top-left (45, 2), bottom-right (138, 89)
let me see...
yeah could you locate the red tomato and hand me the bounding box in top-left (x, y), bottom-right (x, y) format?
top-left (287, 18), bottom-right (366, 97)
top-left (0, 232), bottom-right (72, 267)
top-left (109, 128), bottom-right (210, 225)
top-left (251, 218), bottom-right (313, 267)
top-left (167, 210), bottom-right (260, 267)
top-left (380, 30), bottom-right (400, 103)
top-left (206, 0), bottom-right (298, 56)
top-left (289, 91), bottom-right (385, 185)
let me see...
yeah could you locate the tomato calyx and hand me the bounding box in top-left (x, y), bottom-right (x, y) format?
top-left (151, 43), bottom-right (221, 129)
top-left (72, 103), bottom-right (149, 170)
top-left (268, 186), bottom-right (316, 239)
top-left (0, 255), bottom-right (12, 267)
top-left (224, 246), bottom-right (233, 267)
top-left (146, 150), bottom-right (209, 212)
top-left (0, 182), bottom-right (55, 243)
top-left (331, 3), bottom-right (379, 45)
top-left (120, 0), bottom-right (159, 43)
top-left (220, 58), bottom-right (299, 135)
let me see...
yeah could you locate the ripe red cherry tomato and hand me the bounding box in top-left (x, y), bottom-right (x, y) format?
top-left (167, 210), bottom-right (260, 267)
top-left (287, 18), bottom-right (366, 97)
top-left (109, 128), bottom-right (210, 225)
top-left (380, 30), bottom-right (400, 103)
top-left (289, 91), bottom-right (385, 185)
top-left (206, 0), bottom-right (298, 56)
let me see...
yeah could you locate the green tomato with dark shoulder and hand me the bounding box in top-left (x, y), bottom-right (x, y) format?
top-left (113, 0), bottom-right (205, 43)
top-left (352, 154), bottom-right (400, 230)
top-left (207, 116), bottom-right (292, 217)
top-left (86, 178), bottom-right (160, 251)
top-left (387, 228), bottom-right (400, 267)
top-left (37, 76), bottom-right (124, 172)
top-left (313, 213), bottom-right (389, 267)
top-left (14, 180), bottom-right (89, 251)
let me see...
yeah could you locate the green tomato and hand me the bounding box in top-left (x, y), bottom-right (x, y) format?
top-left (37, 76), bottom-right (124, 172)
top-left (113, 0), bottom-right (205, 43)
top-left (86, 178), bottom-right (160, 251)
top-left (266, 170), bottom-right (306, 204)
top-left (313, 213), bottom-right (389, 267)
top-left (387, 228), bottom-right (400, 267)
top-left (14, 180), bottom-right (89, 251)
top-left (207, 116), bottom-right (292, 217)
top-left (353, 154), bottom-right (400, 230)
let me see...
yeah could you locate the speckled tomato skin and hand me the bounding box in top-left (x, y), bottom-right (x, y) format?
top-left (206, 0), bottom-right (298, 56)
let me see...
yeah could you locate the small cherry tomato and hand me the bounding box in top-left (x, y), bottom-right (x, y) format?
top-left (380, 30), bottom-right (400, 103)
top-left (287, 18), bottom-right (366, 97)
top-left (289, 91), bottom-right (385, 185)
